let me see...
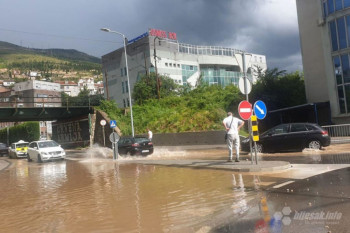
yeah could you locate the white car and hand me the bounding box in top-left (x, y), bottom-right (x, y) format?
top-left (27, 140), bottom-right (66, 163)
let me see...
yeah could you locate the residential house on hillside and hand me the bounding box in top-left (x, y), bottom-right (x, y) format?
top-left (0, 80), bottom-right (15, 87)
top-left (55, 80), bottom-right (80, 97)
top-left (13, 80), bottom-right (62, 139)
top-left (0, 86), bottom-right (13, 108)
top-left (14, 80), bottom-right (61, 107)
top-left (78, 78), bottom-right (100, 95)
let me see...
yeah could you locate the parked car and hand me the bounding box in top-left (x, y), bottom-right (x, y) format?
top-left (0, 143), bottom-right (8, 157)
top-left (241, 123), bottom-right (331, 153)
top-left (118, 137), bottom-right (154, 156)
top-left (8, 140), bottom-right (29, 159)
top-left (27, 140), bottom-right (66, 163)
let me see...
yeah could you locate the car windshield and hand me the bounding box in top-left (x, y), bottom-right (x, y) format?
top-left (134, 138), bottom-right (149, 143)
top-left (16, 143), bottom-right (28, 148)
top-left (38, 141), bottom-right (59, 148)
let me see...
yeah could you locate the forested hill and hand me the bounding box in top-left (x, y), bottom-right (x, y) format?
top-left (0, 41), bottom-right (101, 64)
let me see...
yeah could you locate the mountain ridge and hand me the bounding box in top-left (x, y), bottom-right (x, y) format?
top-left (0, 41), bottom-right (101, 64)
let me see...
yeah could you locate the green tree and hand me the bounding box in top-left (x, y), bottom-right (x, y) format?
top-left (250, 69), bottom-right (306, 110)
top-left (132, 73), bottom-right (179, 104)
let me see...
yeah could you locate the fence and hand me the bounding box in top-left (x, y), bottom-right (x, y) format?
top-left (322, 124), bottom-right (350, 137)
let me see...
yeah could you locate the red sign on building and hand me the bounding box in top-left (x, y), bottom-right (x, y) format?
top-left (149, 28), bottom-right (177, 40)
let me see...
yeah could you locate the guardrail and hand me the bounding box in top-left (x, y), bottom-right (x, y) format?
top-left (322, 124), bottom-right (350, 137)
top-left (0, 95), bottom-right (103, 108)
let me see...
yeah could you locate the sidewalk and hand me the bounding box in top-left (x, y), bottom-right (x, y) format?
top-left (0, 159), bottom-right (10, 172)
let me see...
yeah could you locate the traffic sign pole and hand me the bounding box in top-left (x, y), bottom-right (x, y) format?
top-left (242, 53), bottom-right (255, 164)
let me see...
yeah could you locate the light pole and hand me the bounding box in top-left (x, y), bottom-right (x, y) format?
top-left (101, 28), bottom-right (135, 137)
top-left (153, 36), bottom-right (161, 100)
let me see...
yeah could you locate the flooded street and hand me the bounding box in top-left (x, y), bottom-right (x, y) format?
top-left (0, 144), bottom-right (349, 233)
top-left (0, 155), bottom-right (279, 233)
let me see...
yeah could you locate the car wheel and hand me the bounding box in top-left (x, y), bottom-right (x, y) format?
top-left (253, 143), bottom-right (263, 153)
top-left (308, 140), bottom-right (321, 150)
top-left (37, 154), bottom-right (43, 163)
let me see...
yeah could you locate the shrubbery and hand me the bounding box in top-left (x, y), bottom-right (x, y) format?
top-left (0, 122), bottom-right (40, 145)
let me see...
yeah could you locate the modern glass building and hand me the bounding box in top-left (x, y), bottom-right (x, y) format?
top-left (296, 0), bottom-right (350, 123)
top-left (101, 29), bottom-right (267, 108)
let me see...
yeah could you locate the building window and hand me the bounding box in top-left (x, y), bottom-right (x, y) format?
top-left (345, 0), bottom-right (350, 8)
top-left (328, 0), bottom-right (335, 14)
top-left (341, 54), bottom-right (350, 83)
top-left (127, 98), bottom-right (130, 107)
top-left (165, 63), bottom-right (168, 67)
top-left (330, 20), bottom-right (338, 51)
top-left (120, 68), bottom-right (123, 77)
top-left (125, 81), bottom-right (129, 93)
top-left (337, 17), bottom-right (347, 49)
top-left (335, 0), bottom-right (343, 11)
top-left (122, 81), bottom-right (125, 93)
top-left (334, 56), bottom-right (342, 85)
top-left (123, 99), bottom-right (126, 108)
top-left (124, 67), bottom-right (127, 76)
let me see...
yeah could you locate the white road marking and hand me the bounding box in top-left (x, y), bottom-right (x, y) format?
top-left (273, 181), bottom-right (295, 189)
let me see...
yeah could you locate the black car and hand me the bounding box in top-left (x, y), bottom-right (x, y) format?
top-left (118, 137), bottom-right (154, 156)
top-left (0, 143), bottom-right (8, 157)
top-left (241, 123), bottom-right (331, 153)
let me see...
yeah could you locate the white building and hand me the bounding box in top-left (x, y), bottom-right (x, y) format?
top-left (14, 80), bottom-right (61, 92)
top-left (102, 28), bottom-right (267, 108)
top-left (78, 78), bottom-right (98, 95)
top-left (56, 81), bottom-right (80, 97)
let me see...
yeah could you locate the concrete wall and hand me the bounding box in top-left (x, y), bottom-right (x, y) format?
top-left (51, 115), bottom-right (90, 148)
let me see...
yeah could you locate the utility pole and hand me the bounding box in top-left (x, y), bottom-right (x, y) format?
top-left (153, 36), bottom-right (160, 100)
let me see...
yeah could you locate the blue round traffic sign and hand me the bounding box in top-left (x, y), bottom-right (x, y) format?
top-left (253, 100), bottom-right (267, 119)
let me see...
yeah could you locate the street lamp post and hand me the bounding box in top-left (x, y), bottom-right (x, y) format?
top-left (153, 36), bottom-right (160, 100)
top-left (101, 28), bottom-right (135, 137)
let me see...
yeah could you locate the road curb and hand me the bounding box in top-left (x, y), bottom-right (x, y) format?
top-left (131, 160), bottom-right (291, 173)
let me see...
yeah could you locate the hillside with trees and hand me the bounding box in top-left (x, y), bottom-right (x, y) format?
top-left (0, 41), bottom-right (101, 80)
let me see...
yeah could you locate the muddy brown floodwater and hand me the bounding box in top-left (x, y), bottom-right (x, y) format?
top-left (0, 155), bottom-right (279, 233)
top-left (2, 143), bottom-right (347, 232)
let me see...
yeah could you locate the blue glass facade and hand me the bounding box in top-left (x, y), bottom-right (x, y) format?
top-left (200, 66), bottom-right (241, 87)
top-left (325, 1), bottom-right (350, 113)
top-left (323, 0), bottom-right (350, 16)
top-left (181, 65), bottom-right (198, 84)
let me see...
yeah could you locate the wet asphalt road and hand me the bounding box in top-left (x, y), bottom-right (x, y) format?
top-left (214, 167), bottom-right (350, 233)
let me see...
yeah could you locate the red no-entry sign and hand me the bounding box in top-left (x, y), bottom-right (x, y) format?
top-left (238, 100), bottom-right (252, 120)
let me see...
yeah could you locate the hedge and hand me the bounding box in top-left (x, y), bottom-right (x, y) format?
top-left (0, 122), bottom-right (40, 145)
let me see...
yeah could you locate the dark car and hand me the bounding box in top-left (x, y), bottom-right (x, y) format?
top-left (241, 123), bottom-right (331, 153)
top-left (118, 137), bottom-right (154, 156)
top-left (0, 143), bottom-right (8, 157)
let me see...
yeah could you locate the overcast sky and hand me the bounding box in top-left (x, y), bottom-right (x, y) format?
top-left (0, 0), bottom-right (302, 72)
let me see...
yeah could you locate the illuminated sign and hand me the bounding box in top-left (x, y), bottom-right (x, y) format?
top-left (149, 28), bottom-right (177, 40)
